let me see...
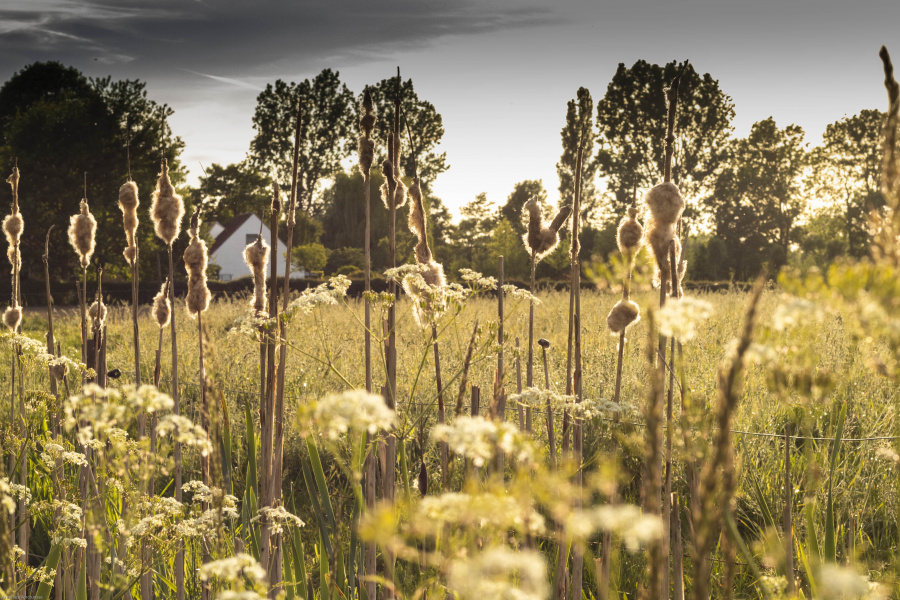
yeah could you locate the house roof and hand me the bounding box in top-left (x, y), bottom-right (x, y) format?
top-left (208, 212), bottom-right (255, 255)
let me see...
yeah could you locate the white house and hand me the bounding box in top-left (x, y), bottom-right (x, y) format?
top-left (208, 213), bottom-right (305, 281)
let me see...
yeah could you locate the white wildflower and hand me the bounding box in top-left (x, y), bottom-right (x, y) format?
top-left (157, 414), bottom-right (212, 456)
top-left (566, 504), bottom-right (663, 550)
top-left (815, 564), bottom-right (887, 600)
top-left (309, 390), bottom-right (395, 440)
top-left (502, 284), bottom-right (541, 305)
top-left (657, 296), bottom-right (714, 341)
top-left (773, 296), bottom-right (823, 331)
top-left (252, 506), bottom-right (305, 535)
top-left (447, 547), bottom-right (548, 600)
top-left (200, 553), bottom-right (266, 584)
top-left (432, 416), bottom-right (535, 467)
top-left (459, 268), bottom-right (497, 290)
top-left (217, 592), bottom-right (267, 600)
top-left (417, 492), bottom-right (545, 535)
top-left (385, 264), bottom-right (425, 282)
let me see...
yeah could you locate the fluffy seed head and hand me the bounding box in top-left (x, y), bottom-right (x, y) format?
top-left (152, 281), bottom-right (171, 328)
top-left (49, 362), bottom-right (68, 382)
top-left (183, 210), bottom-right (210, 317)
top-left (358, 136), bottom-right (375, 176)
top-left (522, 198), bottom-right (572, 261)
top-left (118, 181), bottom-right (139, 262)
top-left (3, 213), bottom-right (23, 269)
top-left (617, 207), bottom-right (643, 256)
top-left (243, 236), bottom-right (269, 314)
top-left (647, 225), bottom-right (681, 293)
top-left (391, 132), bottom-right (402, 176)
top-left (150, 160), bottom-right (184, 245)
top-left (68, 199), bottom-right (97, 268)
top-left (607, 299), bottom-right (641, 333)
top-left (408, 179), bottom-right (431, 263)
top-left (360, 89), bottom-right (376, 138)
top-left (645, 182), bottom-right (684, 227)
top-left (88, 299), bottom-right (107, 330)
top-left (3, 306), bottom-right (21, 332)
top-left (402, 261), bottom-right (447, 328)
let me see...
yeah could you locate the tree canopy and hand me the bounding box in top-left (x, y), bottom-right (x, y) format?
top-left (0, 62), bottom-right (184, 281)
top-left (595, 60), bottom-right (734, 224)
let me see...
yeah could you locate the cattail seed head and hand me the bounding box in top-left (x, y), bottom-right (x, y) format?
top-left (522, 197), bottom-right (572, 261)
top-left (243, 235), bottom-right (269, 315)
top-left (645, 182), bottom-right (684, 226)
top-left (49, 362), bottom-right (68, 382)
top-left (68, 199), bottom-right (97, 269)
top-left (118, 181), bottom-right (139, 264)
top-left (391, 132), bottom-right (402, 177)
top-left (617, 207), bottom-right (643, 257)
top-left (183, 209), bottom-right (210, 317)
top-left (3, 213), bottom-right (23, 269)
top-left (408, 180), bottom-right (431, 264)
top-left (3, 306), bottom-right (21, 332)
top-left (380, 159), bottom-right (407, 210)
top-left (360, 90), bottom-right (376, 138)
top-left (153, 281), bottom-right (171, 328)
top-left (358, 136), bottom-right (375, 176)
top-left (607, 299), bottom-right (641, 333)
top-left (88, 298), bottom-right (107, 330)
top-left (150, 160), bottom-right (184, 245)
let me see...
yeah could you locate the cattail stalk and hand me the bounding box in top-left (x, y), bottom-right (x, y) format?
top-left (360, 86), bottom-right (378, 600)
top-left (271, 103), bottom-right (303, 596)
top-left (260, 182), bottom-right (280, 581)
top-left (150, 157), bottom-right (185, 599)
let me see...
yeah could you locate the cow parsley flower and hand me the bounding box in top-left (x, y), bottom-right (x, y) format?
top-left (432, 416), bottom-right (535, 467)
top-left (657, 296), bottom-right (714, 341)
top-left (309, 390), bottom-right (395, 440)
top-left (447, 547), bottom-right (548, 600)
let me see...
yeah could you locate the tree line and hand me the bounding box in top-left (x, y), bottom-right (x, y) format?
top-left (0, 60), bottom-right (887, 286)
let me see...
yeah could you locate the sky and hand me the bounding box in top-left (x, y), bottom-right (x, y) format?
top-left (1, 0), bottom-right (899, 220)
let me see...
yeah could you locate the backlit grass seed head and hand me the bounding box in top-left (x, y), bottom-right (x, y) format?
top-left (617, 206), bottom-right (643, 257)
top-left (118, 181), bottom-right (139, 264)
top-left (243, 236), bottom-right (269, 314)
top-left (3, 306), bottom-right (21, 332)
top-left (68, 199), bottom-right (96, 268)
top-left (88, 299), bottom-right (107, 330)
top-left (150, 159), bottom-right (184, 245)
top-left (523, 197), bottom-right (572, 260)
top-left (607, 299), bottom-right (641, 334)
top-left (183, 210), bottom-right (210, 317)
top-left (152, 280), bottom-right (171, 328)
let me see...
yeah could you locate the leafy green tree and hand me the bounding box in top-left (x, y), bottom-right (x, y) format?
top-left (558, 87), bottom-right (598, 220)
top-left (794, 205), bottom-right (848, 271)
top-left (811, 109), bottom-right (885, 257)
top-left (0, 62), bottom-right (184, 281)
top-left (446, 193), bottom-right (498, 276)
top-left (325, 247), bottom-right (364, 274)
top-left (595, 60), bottom-right (734, 224)
top-left (292, 243), bottom-right (328, 273)
top-left (486, 218), bottom-right (530, 280)
top-left (194, 161), bottom-right (270, 226)
top-left (706, 118), bottom-right (808, 279)
top-left (249, 69), bottom-right (355, 213)
top-left (361, 77), bottom-right (448, 193)
top-left (501, 180), bottom-right (547, 237)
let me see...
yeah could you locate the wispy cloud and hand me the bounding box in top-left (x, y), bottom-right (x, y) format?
top-left (180, 69), bottom-right (264, 91)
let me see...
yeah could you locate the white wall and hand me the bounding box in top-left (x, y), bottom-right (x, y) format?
top-left (210, 214), bottom-right (302, 280)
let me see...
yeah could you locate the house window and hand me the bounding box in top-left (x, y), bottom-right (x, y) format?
top-left (246, 234), bottom-right (258, 245)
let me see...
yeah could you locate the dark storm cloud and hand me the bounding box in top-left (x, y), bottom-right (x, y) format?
top-left (0, 1), bottom-right (559, 80)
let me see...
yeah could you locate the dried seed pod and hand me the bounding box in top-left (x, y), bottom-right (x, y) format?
top-left (617, 206), bottom-right (643, 257)
top-left (408, 180), bottom-right (430, 264)
top-left (3, 213), bottom-right (22, 269)
top-left (380, 159), bottom-right (407, 210)
top-left (183, 209), bottom-right (210, 317)
top-left (358, 137), bottom-right (375, 177)
top-left (360, 90), bottom-right (376, 138)
top-left (3, 306), bottom-right (21, 332)
top-left (150, 159), bottom-right (184, 245)
top-left (119, 181), bottom-right (139, 265)
top-left (68, 199), bottom-right (97, 268)
top-left (644, 182), bottom-right (685, 293)
top-left (49, 362), bottom-right (68, 382)
top-left (607, 299), bottom-right (641, 334)
top-left (243, 235), bottom-right (269, 315)
top-left (403, 177), bottom-right (446, 327)
top-left (523, 197), bottom-right (572, 261)
top-left (88, 298), bottom-right (107, 330)
top-left (153, 281), bottom-right (171, 328)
